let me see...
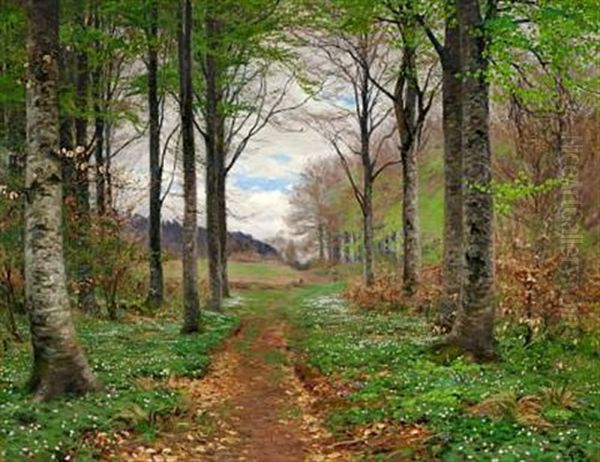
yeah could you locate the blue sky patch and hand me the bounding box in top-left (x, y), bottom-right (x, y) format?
top-left (272, 152), bottom-right (292, 163)
top-left (338, 94), bottom-right (355, 109)
top-left (234, 175), bottom-right (293, 192)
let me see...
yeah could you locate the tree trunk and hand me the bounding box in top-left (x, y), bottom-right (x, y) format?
top-left (92, 7), bottom-right (105, 215)
top-left (438, 18), bottom-right (464, 331)
top-left (147, 0), bottom-right (163, 307)
top-left (204, 7), bottom-right (223, 311)
top-left (25, 0), bottom-right (99, 401)
top-left (343, 232), bottom-right (351, 263)
top-left (94, 113), bottom-right (105, 214)
top-left (395, 46), bottom-right (421, 297)
top-left (218, 172), bottom-right (230, 298)
top-left (318, 222), bottom-right (325, 261)
top-left (401, 142), bottom-right (420, 296)
top-left (179, 0), bottom-right (200, 333)
top-left (362, 184), bottom-right (375, 286)
top-left (360, 60), bottom-right (375, 287)
top-left (105, 121), bottom-right (113, 210)
top-left (74, 9), bottom-right (97, 314)
top-left (449, 0), bottom-right (496, 360)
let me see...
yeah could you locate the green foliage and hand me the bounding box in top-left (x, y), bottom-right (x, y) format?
top-left (0, 311), bottom-right (238, 461)
top-left (0, 170), bottom-right (25, 341)
top-left (286, 284), bottom-right (600, 461)
top-left (0, 4), bottom-right (25, 108)
top-left (488, 0), bottom-right (600, 108)
top-left (474, 171), bottom-right (566, 216)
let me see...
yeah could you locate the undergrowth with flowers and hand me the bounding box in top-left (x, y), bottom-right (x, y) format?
top-left (0, 311), bottom-right (238, 461)
top-left (286, 283), bottom-right (600, 461)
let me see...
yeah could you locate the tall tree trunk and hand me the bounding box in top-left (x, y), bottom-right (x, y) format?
top-left (360, 59), bottom-right (375, 286)
top-left (438, 18), bottom-right (464, 331)
top-left (395, 45), bottom-right (421, 296)
top-left (74, 4), bottom-right (97, 314)
top-left (362, 182), bottom-right (375, 286)
top-left (449, 0), bottom-right (496, 360)
top-left (25, 0), bottom-right (98, 401)
top-left (94, 112), bottom-right (105, 214)
top-left (217, 173), bottom-right (230, 298)
top-left (179, 0), bottom-right (200, 333)
top-left (92, 6), bottom-right (105, 215)
top-left (401, 142), bottom-right (420, 295)
top-left (147, 0), bottom-right (163, 307)
top-left (204, 7), bottom-right (222, 311)
top-left (105, 121), bottom-right (113, 210)
top-left (318, 222), bottom-right (325, 260)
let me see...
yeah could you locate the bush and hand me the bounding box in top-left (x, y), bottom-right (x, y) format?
top-left (343, 272), bottom-right (404, 311)
top-left (496, 249), bottom-right (595, 342)
top-left (89, 213), bottom-right (146, 319)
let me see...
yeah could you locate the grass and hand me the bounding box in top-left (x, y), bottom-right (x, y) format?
top-left (163, 259), bottom-right (302, 287)
top-left (0, 311), bottom-right (238, 461)
top-left (285, 283), bottom-right (600, 461)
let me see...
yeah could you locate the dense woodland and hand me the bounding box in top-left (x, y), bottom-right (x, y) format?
top-left (0, 0), bottom-right (599, 461)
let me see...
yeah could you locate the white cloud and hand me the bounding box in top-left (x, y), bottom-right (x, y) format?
top-left (111, 67), bottom-right (347, 241)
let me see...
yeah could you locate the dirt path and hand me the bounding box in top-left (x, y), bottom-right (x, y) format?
top-left (106, 294), bottom-right (349, 462)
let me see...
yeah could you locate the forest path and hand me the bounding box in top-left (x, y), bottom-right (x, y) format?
top-left (109, 289), bottom-right (349, 461)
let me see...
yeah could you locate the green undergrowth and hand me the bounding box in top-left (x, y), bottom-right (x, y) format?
top-left (285, 283), bottom-right (600, 461)
top-left (0, 310), bottom-right (238, 461)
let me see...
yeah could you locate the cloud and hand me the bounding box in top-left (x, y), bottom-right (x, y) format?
top-left (272, 152), bottom-right (292, 163)
top-left (112, 71), bottom-right (342, 241)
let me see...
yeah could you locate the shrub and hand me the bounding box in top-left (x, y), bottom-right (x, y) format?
top-left (343, 272), bottom-right (403, 311)
top-left (496, 249), bottom-right (595, 342)
top-left (89, 213), bottom-right (146, 319)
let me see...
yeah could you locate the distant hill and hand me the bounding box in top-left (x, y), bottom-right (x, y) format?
top-left (128, 214), bottom-right (279, 260)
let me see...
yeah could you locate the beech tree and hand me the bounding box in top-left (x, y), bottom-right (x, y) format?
top-left (146, 0), bottom-right (163, 307)
top-left (179, 0), bottom-right (200, 332)
top-left (25, 0), bottom-right (98, 400)
top-left (287, 160), bottom-right (340, 260)
top-left (446, 0), bottom-right (495, 359)
top-left (195, 0), bottom-right (304, 309)
top-left (58, 0), bottom-right (99, 314)
top-left (417, 3), bottom-right (464, 330)
top-left (378, 1), bottom-right (439, 296)
top-left (306, 1), bottom-right (397, 286)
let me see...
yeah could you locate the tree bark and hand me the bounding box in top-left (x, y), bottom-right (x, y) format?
top-left (204, 7), bottom-right (223, 311)
top-left (360, 58), bottom-right (375, 286)
top-left (395, 46), bottom-right (421, 297)
top-left (179, 0), bottom-right (200, 333)
top-left (147, 0), bottom-right (163, 307)
top-left (362, 181), bottom-right (375, 286)
top-left (217, 173), bottom-right (230, 298)
top-left (318, 222), bottom-right (325, 260)
top-left (105, 121), bottom-right (113, 210)
top-left (94, 112), bottom-right (105, 214)
top-left (92, 6), bottom-right (105, 215)
top-left (74, 4), bottom-right (97, 314)
top-left (25, 0), bottom-right (98, 401)
top-left (449, 0), bottom-right (496, 360)
top-left (438, 18), bottom-right (464, 331)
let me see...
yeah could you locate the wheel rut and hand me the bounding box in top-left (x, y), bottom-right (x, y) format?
top-left (106, 293), bottom-right (349, 461)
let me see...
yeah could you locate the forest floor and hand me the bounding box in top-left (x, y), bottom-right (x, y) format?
top-left (2, 262), bottom-right (598, 461)
top-left (108, 288), bottom-right (350, 462)
top-left (103, 278), bottom-right (600, 462)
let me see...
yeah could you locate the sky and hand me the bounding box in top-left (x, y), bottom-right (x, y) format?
top-left (114, 79), bottom-right (338, 242)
